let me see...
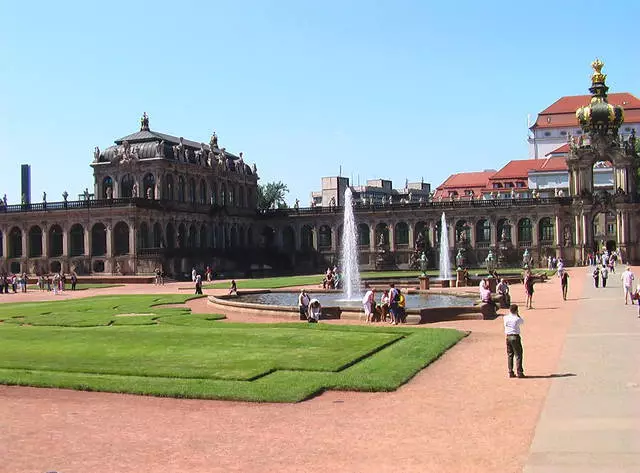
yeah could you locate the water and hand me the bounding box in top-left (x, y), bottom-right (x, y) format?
top-left (340, 188), bottom-right (361, 300)
top-left (439, 212), bottom-right (452, 279)
top-left (236, 292), bottom-right (475, 310)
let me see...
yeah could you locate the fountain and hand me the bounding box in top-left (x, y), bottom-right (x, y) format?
top-left (439, 212), bottom-right (452, 282)
top-left (339, 187), bottom-right (361, 300)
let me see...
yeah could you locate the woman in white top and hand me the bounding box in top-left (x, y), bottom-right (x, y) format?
top-left (307, 299), bottom-right (322, 323)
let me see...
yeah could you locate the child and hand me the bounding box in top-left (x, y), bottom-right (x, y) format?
top-left (228, 279), bottom-right (237, 295)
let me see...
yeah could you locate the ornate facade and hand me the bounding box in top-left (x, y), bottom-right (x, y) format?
top-left (0, 61), bottom-right (638, 276)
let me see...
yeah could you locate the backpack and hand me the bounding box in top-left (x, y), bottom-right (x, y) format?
top-left (393, 289), bottom-right (401, 303)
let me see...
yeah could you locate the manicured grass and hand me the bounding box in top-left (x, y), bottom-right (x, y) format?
top-left (203, 267), bottom-right (554, 289)
top-left (0, 295), bottom-right (464, 402)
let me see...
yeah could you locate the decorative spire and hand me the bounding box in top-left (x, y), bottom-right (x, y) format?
top-left (590, 58), bottom-right (606, 85)
top-left (575, 59), bottom-right (624, 137)
top-left (140, 112), bottom-right (150, 131)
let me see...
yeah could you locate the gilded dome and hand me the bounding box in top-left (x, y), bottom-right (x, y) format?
top-left (576, 59), bottom-right (624, 136)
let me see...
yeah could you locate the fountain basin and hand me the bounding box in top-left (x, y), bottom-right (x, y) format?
top-left (207, 290), bottom-right (482, 324)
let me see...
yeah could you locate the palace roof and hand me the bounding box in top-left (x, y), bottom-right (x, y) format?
top-left (531, 92), bottom-right (640, 129)
top-left (489, 158), bottom-right (567, 180)
top-left (433, 171), bottom-right (494, 199)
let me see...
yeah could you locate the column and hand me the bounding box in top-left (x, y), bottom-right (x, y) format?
top-left (330, 225), bottom-right (338, 253)
top-left (574, 215), bottom-right (581, 247)
top-left (581, 214), bottom-right (589, 249)
top-left (129, 224), bottom-right (136, 255)
top-left (155, 174), bottom-right (162, 200)
top-left (106, 225), bottom-right (113, 257)
top-left (490, 221), bottom-right (497, 247)
top-left (511, 221), bottom-right (518, 248)
top-left (1, 227), bottom-right (8, 259)
top-left (469, 222), bottom-right (476, 248)
top-left (42, 227), bottom-right (49, 258)
top-left (62, 229), bottom-right (68, 257)
top-left (388, 222), bottom-right (395, 250)
top-left (312, 227), bottom-right (318, 251)
top-left (448, 221), bottom-right (454, 250)
top-left (531, 219), bottom-right (539, 246)
top-left (428, 222), bottom-right (436, 249)
top-left (554, 216), bottom-right (561, 247)
top-left (295, 225), bottom-right (302, 251)
top-left (369, 224), bottom-right (376, 253)
top-left (21, 229), bottom-right (27, 259)
top-left (84, 226), bottom-right (90, 256)
top-left (408, 223), bottom-right (415, 249)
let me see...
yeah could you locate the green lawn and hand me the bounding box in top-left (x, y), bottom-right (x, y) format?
top-left (203, 268), bottom-right (554, 290)
top-left (0, 294), bottom-right (464, 402)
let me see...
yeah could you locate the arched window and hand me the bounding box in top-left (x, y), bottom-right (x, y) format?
top-left (318, 225), bottom-right (332, 249)
top-left (49, 224), bottom-right (63, 257)
top-left (395, 222), bottom-right (409, 246)
top-left (199, 180), bottom-right (207, 204)
top-left (200, 225), bottom-right (207, 248)
top-left (188, 224), bottom-right (197, 248)
top-left (143, 173), bottom-right (155, 199)
top-left (301, 225), bottom-right (314, 250)
top-left (221, 184), bottom-right (227, 206)
top-left (518, 218), bottom-right (532, 243)
top-left (247, 227), bottom-right (253, 247)
top-left (121, 174), bottom-right (135, 198)
top-left (497, 219), bottom-right (511, 242)
top-left (113, 222), bottom-right (130, 255)
top-left (455, 220), bottom-right (470, 244)
top-left (261, 226), bottom-right (275, 248)
top-left (415, 221), bottom-right (429, 247)
top-left (476, 219), bottom-right (491, 243)
top-left (230, 226), bottom-right (238, 247)
top-left (283, 226), bottom-right (295, 251)
top-left (178, 176), bottom-right (186, 202)
top-left (177, 223), bottom-right (186, 248)
top-left (91, 223), bottom-right (107, 256)
top-left (138, 222), bottom-right (149, 249)
top-left (539, 218), bottom-right (554, 242)
top-left (211, 182), bottom-right (217, 205)
top-left (228, 186), bottom-right (235, 207)
top-left (188, 178), bottom-right (196, 203)
top-left (102, 176), bottom-right (113, 199)
top-left (166, 223), bottom-right (175, 249)
top-left (69, 224), bottom-right (84, 256)
top-left (28, 226), bottom-right (43, 257)
top-left (165, 175), bottom-right (175, 200)
top-left (153, 222), bottom-right (163, 248)
top-left (358, 223), bottom-right (370, 247)
top-left (375, 223), bottom-right (389, 246)
top-left (8, 227), bottom-right (22, 258)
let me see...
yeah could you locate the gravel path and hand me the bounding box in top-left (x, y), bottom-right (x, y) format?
top-left (0, 269), bottom-right (587, 473)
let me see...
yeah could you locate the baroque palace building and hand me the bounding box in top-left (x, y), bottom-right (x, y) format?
top-left (0, 60), bottom-right (638, 276)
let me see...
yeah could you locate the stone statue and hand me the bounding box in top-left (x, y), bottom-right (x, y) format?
top-left (455, 249), bottom-right (465, 269)
top-left (21, 193), bottom-right (26, 205)
top-left (2, 194), bottom-right (6, 206)
top-left (388, 195), bottom-right (393, 205)
top-left (522, 249), bottom-right (531, 268)
top-left (252, 163), bottom-right (257, 175)
top-left (238, 152), bottom-right (245, 174)
top-left (93, 146), bottom-right (100, 162)
top-left (132, 182), bottom-right (139, 198)
top-left (42, 191), bottom-right (46, 203)
top-left (83, 188), bottom-right (90, 200)
top-left (62, 191), bottom-right (68, 202)
top-left (294, 198), bottom-right (300, 209)
top-left (630, 129), bottom-right (636, 148)
top-left (140, 112), bottom-right (149, 131)
top-left (146, 187), bottom-right (153, 199)
top-left (106, 187), bottom-right (113, 199)
top-left (378, 232), bottom-right (385, 248)
top-left (419, 252), bottom-right (428, 276)
top-left (155, 140), bottom-right (165, 157)
top-left (210, 131), bottom-right (218, 149)
top-left (115, 261), bottom-right (122, 275)
top-left (563, 225), bottom-right (572, 247)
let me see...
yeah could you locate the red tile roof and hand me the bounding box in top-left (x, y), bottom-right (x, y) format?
top-left (434, 171), bottom-right (494, 199)
top-left (546, 143), bottom-right (570, 156)
top-left (532, 93), bottom-right (640, 128)
top-left (489, 158), bottom-right (567, 181)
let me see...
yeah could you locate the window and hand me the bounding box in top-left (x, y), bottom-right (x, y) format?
top-left (539, 218), bottom-right (554, 242)
top-left (493, 183), bottom-right (503, 189)
top-left (560, 131), bottom-right (567, 136)
top-left (516, 181), bottom-right (525, 188)
top-left (464, 189), bottom-right (474, 196)
top-left (625, 127), bottom-right (631, 132)
top-left (506, 182), bottom-right (514, 188)
top-left (544, 131), bottom-right (551, 137)
top-left (607, 223), bottom-right (615, 234)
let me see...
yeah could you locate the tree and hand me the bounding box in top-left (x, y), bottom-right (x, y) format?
top-left (257, 181), bottom-right (289, 210)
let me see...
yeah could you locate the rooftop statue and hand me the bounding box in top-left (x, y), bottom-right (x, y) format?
top-left (210, 131), bottom-right (218, 149)
top-left (140, 112), bottom-right (150, 131)
top-left (93, 146), bottom-right (100, 162)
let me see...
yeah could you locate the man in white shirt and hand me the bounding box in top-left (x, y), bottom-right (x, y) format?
top-left (362, 288), bottom-right (376, 323)
top-left (298, 289), bottom-right (310, 321)
top-left (621, 267), bottom-right (635, 305)
top-left (503, 304), bottom-right (525, 378)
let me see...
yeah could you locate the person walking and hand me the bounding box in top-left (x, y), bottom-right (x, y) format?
top-left (524, 271), bottom-right (535, 309)
top-left (622, 266), bottom-right (635, 304)
top-left (298, 289), bottom-right (310, 321)
top-left (560, 271), bottom-right (569, 300)
top-left (388, 284), bottom-right (399, 324)
top-left (601, 265), bottom-right (609, 288)
top-left (593, 265), bottom-right (601, 288)
top-left (503, 304), bottom-right (525, 378)
top-left (194, 274), bottom-right (203, 295)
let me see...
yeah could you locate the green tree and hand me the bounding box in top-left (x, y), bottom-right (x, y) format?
top-left (257, 181), bottom-right (289, 210)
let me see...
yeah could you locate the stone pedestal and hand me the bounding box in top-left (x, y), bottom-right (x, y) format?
top-left (441, 279), bottom-right (450, 288)
top-left (419, 276), bottom-right (429, 290)
top-left (456, 269), bottom-right (466, 287)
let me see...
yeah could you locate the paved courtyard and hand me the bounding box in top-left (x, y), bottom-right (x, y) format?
top-left (0, 267), bottom-right (638, 472)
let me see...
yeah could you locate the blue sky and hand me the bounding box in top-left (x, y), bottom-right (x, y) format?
top-left (1, 0), bottom-right (639, 205)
